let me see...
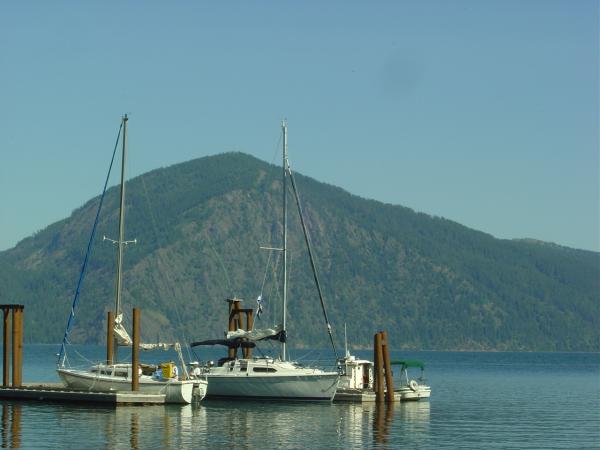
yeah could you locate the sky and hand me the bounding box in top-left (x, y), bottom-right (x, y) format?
top-left (0, 1), bottom-right (598, 252)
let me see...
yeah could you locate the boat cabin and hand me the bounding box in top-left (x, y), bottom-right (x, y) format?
top-left (338, 355), bottom-right (373, 390)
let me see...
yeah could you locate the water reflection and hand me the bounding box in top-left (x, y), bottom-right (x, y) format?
top-left (373, 402), bottom-right (394, 447)
top-left (0, 399), bottom-right (432, 449)
top-left (1, 403), bottom-right (21, 449)
top-left (129, 410), bottom-right (139, 450)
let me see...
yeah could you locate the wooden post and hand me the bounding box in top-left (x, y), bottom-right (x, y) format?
top-left (11, 307), bottom-right (22, 388)
top-left (245, 309), bottom-right (254, 359)
top-left (2, 310), bottom-right (9, 387)
top-left (16, 307), bottom-right (23, 388)
top-left (106, 311), bottom-right (114, 365)
top-left (381, 330), bottom-right (395, 402)
top-left (132, 308), bottom-right (140, 392)
top-left (374, 332), bottom-right (384, 402)
top-left (227, 298), bottom-right (241, 359)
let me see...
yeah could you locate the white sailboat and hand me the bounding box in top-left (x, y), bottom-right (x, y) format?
top-left (56, 115), bottom-right (206, 404)
top-left (192, 120), bottom-right (340, 401)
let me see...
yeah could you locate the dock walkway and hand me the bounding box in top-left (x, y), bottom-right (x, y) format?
top-left (0, 383), bottom-right (165, 405)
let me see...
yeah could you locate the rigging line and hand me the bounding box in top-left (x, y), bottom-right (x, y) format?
top-left (259, 249), bottom-right (273, 297)
top-left (270, 133), bottom-right (283, 167)
top-left (140, 175), bottom-right (191, 358)
top-left (204, 229), bottom-right (233, 295)
top-left (57, 120), bottom-right (123, 367)
top-left (287, 164), bottom-right (339, 360)
top-left (268, 250), bottom-right (282, 327)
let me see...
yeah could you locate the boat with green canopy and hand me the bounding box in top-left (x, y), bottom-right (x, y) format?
top-left (391, 359), bottom-right (431, 401)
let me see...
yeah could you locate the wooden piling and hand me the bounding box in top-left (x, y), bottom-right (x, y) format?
top-left (17, 308), bottom-right (23, 388)
top-left (374, 332), bottom-right (384, 402)
top-left (11, 307), bottom-right (22, 388)
top-left (380, 330), bottom-right (395, 402)
top-left (107, 311), bottom-right (114, 365)
top-left (132, 308), bottom-right (140, 392)
top-left (2, 310), bottom-right (9, 387)
top-left (227, 298), bottom-right (241, 359)
top-left (245, 309), bottom-right (254, 358)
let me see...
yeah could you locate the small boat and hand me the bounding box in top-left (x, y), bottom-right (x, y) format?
top-left (334, 327), bottom-right (430, 402)
top-left (334, 355), bottom-right (431, 402)
top-left (334, 352), bottom-right (377, 402)
top-left (191, 121), bottom-right (339, 401)
top-left (394, 359), bottom-right (431, 401)
top-left (56, 115), bottom-right (206, 404)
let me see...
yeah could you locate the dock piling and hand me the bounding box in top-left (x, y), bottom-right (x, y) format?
top-left (2, 310), bottom-right (9, 387)
top-left (132, 308), bottom-right (140, 392)
top-left (227, 298), bottom-right (242, 359)
top-left (380, 330), bottom-right (395, 402)
top-left (374, 330), bottom-right (396, 403)
top-left (107, 311), bottom-right (114, 365)
top-left (0, 305), bottom-right (23, 388)
top-left (374, 332), bottom-right (384, 402)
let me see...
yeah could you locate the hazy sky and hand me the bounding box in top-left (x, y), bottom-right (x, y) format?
top-left (1, 1), bottom-right (598, 252)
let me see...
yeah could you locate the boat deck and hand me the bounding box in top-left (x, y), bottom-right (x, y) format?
top-left (0, 383), bottom-right (166, 405)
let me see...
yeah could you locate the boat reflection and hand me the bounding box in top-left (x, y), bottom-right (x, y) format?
top-left (0, 397), bottom-right (429, 449)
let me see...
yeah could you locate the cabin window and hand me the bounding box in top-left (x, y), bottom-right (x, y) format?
top-left (253, 367), bottom-right (277, 373)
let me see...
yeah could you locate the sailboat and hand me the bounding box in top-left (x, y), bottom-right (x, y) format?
top-left (56, 115), bottom-right (206, 404)
top-left (191, 120), bottom-right (340, 400)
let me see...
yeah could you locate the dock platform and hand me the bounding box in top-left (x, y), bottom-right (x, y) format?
top-left (0, 383), bottom-right (165, 405)
top-left (334, 388), bottom-right (401, 402)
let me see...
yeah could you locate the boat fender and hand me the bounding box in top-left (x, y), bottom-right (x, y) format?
top-left (409, 380), bottom-right (419, 391)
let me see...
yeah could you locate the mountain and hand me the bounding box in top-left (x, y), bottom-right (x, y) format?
top-left (0, 152), bottom-right (598, 351)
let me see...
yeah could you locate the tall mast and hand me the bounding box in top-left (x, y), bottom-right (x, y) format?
top-left (114, 114), bottom-right (128, 316)
top-left (281, 119), bottom-right (288, 361)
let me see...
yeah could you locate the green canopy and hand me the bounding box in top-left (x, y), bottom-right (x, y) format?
top-left (390, 359), bottom-right (425, 369)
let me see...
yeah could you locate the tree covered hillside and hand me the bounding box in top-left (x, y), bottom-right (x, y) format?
top-left (0, 152), bottom-right (598, 351)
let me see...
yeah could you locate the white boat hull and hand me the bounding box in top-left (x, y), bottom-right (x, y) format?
top-left (397, 385), bottom-right (431, 401)
top-left (205, 372), bottom-right (339, 400)
top-left (202, 358), bottom-right (339, 401)
top-left (334, 386), bottom-right (431, 402)
top-left (57, 368), bottom-right (201, 404)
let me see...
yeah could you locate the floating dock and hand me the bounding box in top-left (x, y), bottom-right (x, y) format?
top-left (0, 383), bottom-right (165, 405)
top-left (334, 388), bottom-right (401, 402)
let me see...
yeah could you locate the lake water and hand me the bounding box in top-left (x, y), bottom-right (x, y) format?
top-left (1, 345), bottom-right (598, 449)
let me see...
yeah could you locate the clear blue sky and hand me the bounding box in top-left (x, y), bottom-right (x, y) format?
top-left (1, 1), bottom-right (598, 252)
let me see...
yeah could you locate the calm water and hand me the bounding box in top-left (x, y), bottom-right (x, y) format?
top-left (1, 345), bottom-right (598, 449)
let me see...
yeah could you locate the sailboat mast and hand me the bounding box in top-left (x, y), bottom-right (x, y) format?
top-left (114, 114), bottom-right (128, 316)
top-left (282, 119), bottom-right (288, 362)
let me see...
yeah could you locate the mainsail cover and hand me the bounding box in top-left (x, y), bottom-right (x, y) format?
top-left (113, 314), bottom-right (181, 350)
top-left (226, 324), bottom-right (283, 342)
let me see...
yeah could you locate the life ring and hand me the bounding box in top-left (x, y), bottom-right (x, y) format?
top-left (409, 380), bottom-right (419, 392)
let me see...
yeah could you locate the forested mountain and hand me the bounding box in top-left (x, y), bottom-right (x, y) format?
top-left (0, 152), bottom-right (597, 351)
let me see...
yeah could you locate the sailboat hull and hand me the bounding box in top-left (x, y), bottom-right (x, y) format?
top-left (205, 373), bottom-right (339, 400)
top-left (57, 368), bottom-right (201, 404)
top-left (202, 359), bottom-right (339, 401)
